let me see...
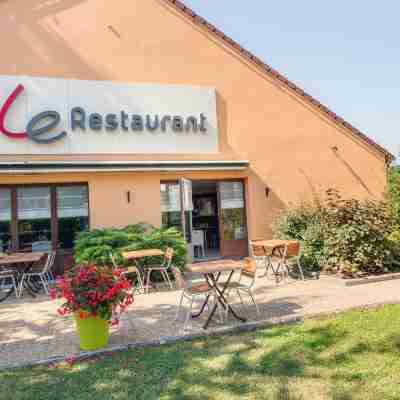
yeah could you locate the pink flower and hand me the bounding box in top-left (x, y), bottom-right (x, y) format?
top-left (65, 357), bottom-right (75, 366)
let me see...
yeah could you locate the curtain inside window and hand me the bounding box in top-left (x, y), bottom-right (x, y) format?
top-left (57, 186), bottom-right (89, 218)
top-left (161, 183), bottom-right (181, 212)
top-left (17, 187), bottom-right (51, 220)
top-left (220, 181), bottom-right (244, 210)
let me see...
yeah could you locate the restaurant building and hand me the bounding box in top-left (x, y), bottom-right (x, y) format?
top-left (0, 0), bottom-right (393, 267)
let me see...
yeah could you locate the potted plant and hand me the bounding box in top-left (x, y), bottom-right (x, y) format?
top-left (51, 264), bottom-right (133, 351)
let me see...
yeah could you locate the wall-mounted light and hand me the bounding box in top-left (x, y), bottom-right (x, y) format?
top-left (332, 145), bottom-right (339, 152)
top-left (126, 190), bottom-right (132, 204)
top-left (265, 187), bottom-right (270, 198)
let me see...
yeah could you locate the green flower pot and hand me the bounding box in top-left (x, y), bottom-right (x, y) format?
top-left (74, 313), bottom-right (110, 351)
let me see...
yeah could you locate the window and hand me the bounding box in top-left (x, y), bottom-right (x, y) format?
top-left (0, 184), bottom-right (89, 252)
top-left (57, 185), bottom-right (89, 249)
top-left (220, 181), bottom-right (246, 240)
top-left (17, 187), bottom-right (52, 251)
top-left (0, 188), bottom-right (11, 252)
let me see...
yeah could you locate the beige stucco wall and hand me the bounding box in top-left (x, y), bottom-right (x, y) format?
top-left (0, 0), bottom-right (389, 239)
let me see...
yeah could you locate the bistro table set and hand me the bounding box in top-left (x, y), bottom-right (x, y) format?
top-left (113, 239), bottom-right (304, 330)
top-left (0, 239), bottom-right (304, 332)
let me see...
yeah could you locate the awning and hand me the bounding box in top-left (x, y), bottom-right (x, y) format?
top-left (0, 160), bottom-right (249, 174)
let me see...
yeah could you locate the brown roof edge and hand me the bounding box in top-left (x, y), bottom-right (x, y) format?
top-left (164, 0), bottom-right (395, 163)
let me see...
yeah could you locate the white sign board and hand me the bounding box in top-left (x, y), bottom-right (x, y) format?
top-left (0, 75), bottom-right (219, 154)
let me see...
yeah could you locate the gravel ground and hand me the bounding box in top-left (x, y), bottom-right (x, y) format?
top-left (1, 273), bottom-right (399, 369)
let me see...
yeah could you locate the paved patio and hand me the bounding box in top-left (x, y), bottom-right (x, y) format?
top-left (1, 274), bottom-right (399, 369)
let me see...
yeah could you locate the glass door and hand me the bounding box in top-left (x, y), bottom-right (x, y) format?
top-left (160, 179), bottom-right (194, 259)
top-left (179, 178), bottom-right (194, 259)
top-left (218, 181), bottom-right (248, 257)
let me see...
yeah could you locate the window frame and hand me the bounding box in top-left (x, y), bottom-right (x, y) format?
top-left (0, 183), bottom-right (90, 251)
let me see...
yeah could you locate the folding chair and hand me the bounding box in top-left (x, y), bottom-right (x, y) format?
top-left (219, 257), bottom-right (260, 317)
top-left (172, 266), bottom-right (223, 331)
top-left (18, 251), bottom-right (55, 296)
top-left (145, 247), bottom-right (174, 294)
top-left (110, 253), bottom-right (144, 294)
top-left (282, 241), bottom-right (305, 281)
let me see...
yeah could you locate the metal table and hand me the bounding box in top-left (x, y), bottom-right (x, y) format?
top-left (252, 239), bottom-right (298, 281)
top-left (187, 259), bottom-right (246, 329)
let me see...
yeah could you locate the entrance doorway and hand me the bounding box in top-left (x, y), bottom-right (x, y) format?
top-left (160, 179), bottom-right (248, 261)
top-left (191, 181), bottom-right (220, 260)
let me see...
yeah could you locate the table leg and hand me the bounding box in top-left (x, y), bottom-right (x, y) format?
top-left (17, 263), bottom-right (37, 298)
top-left (0, 286), bottom-right (15, 303)
top-left (191, 272), bottom-right (222, 318)
top-left (204, 270), bottom-right (246, 330)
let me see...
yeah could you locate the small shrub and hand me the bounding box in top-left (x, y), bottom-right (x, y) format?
top-left (275, 189), bottom-right (400, 276)
top-left (324, 189), bottom-right (393, 274)
top-left (387, 166), bottom-right (400, 226)
top-left (74, 224), bottom-right (187, 269)
top-left (74, 228), bottom-right (131, 266)
top-left (275, 201), bottom-right (327, 272)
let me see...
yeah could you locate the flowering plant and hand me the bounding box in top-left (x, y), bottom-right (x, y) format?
top-left (51, 264), bottom-right (133, 325)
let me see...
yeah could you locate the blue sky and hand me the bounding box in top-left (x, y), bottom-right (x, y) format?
top-left (184, 1), bottom-right (400, 159)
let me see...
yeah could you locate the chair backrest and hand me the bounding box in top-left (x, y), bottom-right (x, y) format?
top-left (285, 241), bottom-right (300, 258)
top-left (242, 257), bottom-right (257, 279)
top-left (42, 251), bottom-right (56, 273)
top-left (171, 266), bottom-right (187, 290)
top-left (249, 241), bottom-right (266, 257)
top-left (164, 247), bottom-right (174, 267)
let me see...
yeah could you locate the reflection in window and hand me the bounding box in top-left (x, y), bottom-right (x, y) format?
top-left (161, 183), bottom-right (182, 231)
top-left (17, 187), bottom-right (52, 251)
top-left (0, 189), bottom-right (11, 252)
top-left (57, 186), bottom-right (89, 249)
top-left (220, 182), bottom-right (246, 240)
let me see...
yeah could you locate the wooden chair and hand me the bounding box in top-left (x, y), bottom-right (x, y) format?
top-left (172, 266), bottom-right (222, 331)
top-left (219, 258), bottom-right (260, 316)
top-left (110, 253), bottom-right (144, 294)
top-left (145, 247), bottom-right (174, 294)
top-left (249, 240), bottom-right (269, 269)
top-left (282, 241), bottom-right (305, 281)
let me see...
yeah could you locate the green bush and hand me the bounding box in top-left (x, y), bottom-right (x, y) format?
top-left (275, 201), bottom-right (327, 272)
top-left (74, 228), bottom-right (131, 266)
top-left (275, 189), bottom-right (400, 276)
top-left (324, 189), bottom-right (393, 274)
top-left (74, 224), bottom-right (187, 269)
top-left (387, 166), bottom-right (400, 226)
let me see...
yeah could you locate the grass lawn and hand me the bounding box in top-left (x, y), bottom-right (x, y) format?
top-left (1, 305), bottom-right (400, 400)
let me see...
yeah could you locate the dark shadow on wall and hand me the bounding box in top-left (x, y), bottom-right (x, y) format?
top-left (215, 92), bottom-right (237, 156)
top-left (298, 168), bottom-right (319, 199)
top-left (331, 147), bottom-right (373, 196)
top-left (0, 0), bottom-right (107, 80)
